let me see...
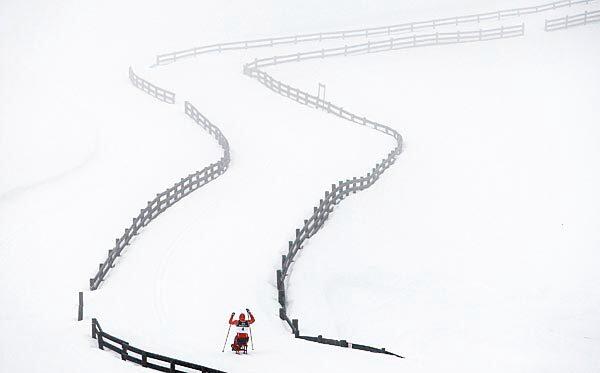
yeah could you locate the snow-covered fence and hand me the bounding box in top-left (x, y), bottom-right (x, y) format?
top-left (91, 318), bottom-right (224, 373)
top-left (247, 24), bottom-right (528, 358)
top-left (129, 66), bottom-right (176, 104)
top-left (89, 101), bottom-right (230, 290)
top-left (243, 36), bottom-right (405, 360)
top-left (244, 25), bottom-right (525, 70)
top-left (155, 0), bottom-right (590, 65)
top-left (545, 9), bottom-right (600, 30)
top-left (265, 69), bottom-right (402, 356)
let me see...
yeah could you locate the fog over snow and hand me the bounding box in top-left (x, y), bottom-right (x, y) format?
top-left (1, 1), bottom-right (599, 372)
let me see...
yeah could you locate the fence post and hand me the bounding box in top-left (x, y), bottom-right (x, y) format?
top-left (277, 270), bottom-right (283, 290)
top-left (92, 318), bottom-right (98, 339)
top-left (292, 319), bottom-right (299, 337)
top-left (278, 289), bottom-right (286, 307)
top-left (121, 342), bottom-right (129, 360)
top-left (142, 352), bottom-right (148, 367)
top-left (78, 292), bottom-right (83, 321)
top-left (170, 361), bottom-right (176, 373)
top-left (97, 331), bottom-right (104, 350)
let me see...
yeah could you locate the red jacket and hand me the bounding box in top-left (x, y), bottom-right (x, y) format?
top-left (229, 312), bottom-right (255, 326)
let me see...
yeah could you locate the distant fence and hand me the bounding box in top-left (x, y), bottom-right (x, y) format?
top-left (89, 101), bottom-right (230, 290)
top-left (92, 318), bottom-right (225, 373)
top-left (245, 25), bottom-right (525, 70)
top-left (241, 24), bottom-right (526, 358)
top-left (155, 0), bottom-right (592, 65)
top-left (545, 9), bottom-right (600, 30)
top-left (129, 66), bottom-right (176, 104)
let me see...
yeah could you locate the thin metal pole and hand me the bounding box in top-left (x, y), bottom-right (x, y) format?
top-left (221, 324), bottom-right (232, 352)
top-left (249, 325), bottom-right (254, 350)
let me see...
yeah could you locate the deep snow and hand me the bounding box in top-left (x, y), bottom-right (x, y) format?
top-left (1, 1), bottom-right (599, 372)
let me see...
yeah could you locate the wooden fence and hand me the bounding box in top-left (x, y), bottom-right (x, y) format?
top-left (244, 25), bottom-right (525, 70)
top-left (92, 318), bottom-right (225, 373)
top-left (89, 101), bottom-right (230, 290)
top-left (545, 9), bottom-right (600, 30)
top-left (129, 66), bottom-right (176, 104)
top-left (155, 0), bottom-right (593, 65)
top-left (240, 24), bottom-right (528, 357)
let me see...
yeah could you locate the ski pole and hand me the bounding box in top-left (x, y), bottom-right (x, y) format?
top-left (249, 325), bottom-right (254, 350)
top-left (222, 324), bottom-right (232, 352)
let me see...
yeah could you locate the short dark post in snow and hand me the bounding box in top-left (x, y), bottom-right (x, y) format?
top-left (170, 361), bottom-right (176, 373)
top-left (97, 331), bottom-right (104, 350)
top-left (292, 319), bottom-right (299, 337)
top-left (78, 292), bottom-right (83, 321)
top-left (92, 318), bottom-right (97, 339)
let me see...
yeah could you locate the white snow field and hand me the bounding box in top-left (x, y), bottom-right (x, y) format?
top-left (1, 0), bottom-right (600, 372)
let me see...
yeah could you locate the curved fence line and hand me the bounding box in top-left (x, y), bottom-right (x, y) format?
top-left (91, 318), bottom-right (225, 373)
top-left (545, 9), bottom-right (600, 30)
top-left (245, 25), bottom-right (524, 70)
top-left (155, 0), bottom-right (592, 65)
top-left (241, 24), bottom-right (525, 357)
top-left (89, 101), bottom-right (230, 290)
top-left (129, 66), bottom-right (176, 104)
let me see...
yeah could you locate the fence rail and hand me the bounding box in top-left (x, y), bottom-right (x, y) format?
top-left (92, 318), bottom-right (225, 373)
top-left (155, 0), bottom-right (593, 65)
top-left (89, 101), bottom-right (230, 290)
top-left (545, 9), bottom-right (600, 30)
top-left (129, 67), bottom-right (176, 104)
top-left (244, 25), bottom-right (525, 70)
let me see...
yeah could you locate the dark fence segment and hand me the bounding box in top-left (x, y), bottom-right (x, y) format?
top-left (89, 101), bottom-right (230, 290)
top-left (91, 319), bottom-right (225, 373)
top-left (78, 291), bottom-right (83, 321)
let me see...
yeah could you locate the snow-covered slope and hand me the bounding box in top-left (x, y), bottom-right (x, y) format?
top-left (1, 1), bottom-right (599, 372)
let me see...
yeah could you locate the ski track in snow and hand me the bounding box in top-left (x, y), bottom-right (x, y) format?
top-left (88, 0), bottom-right (599, 371)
